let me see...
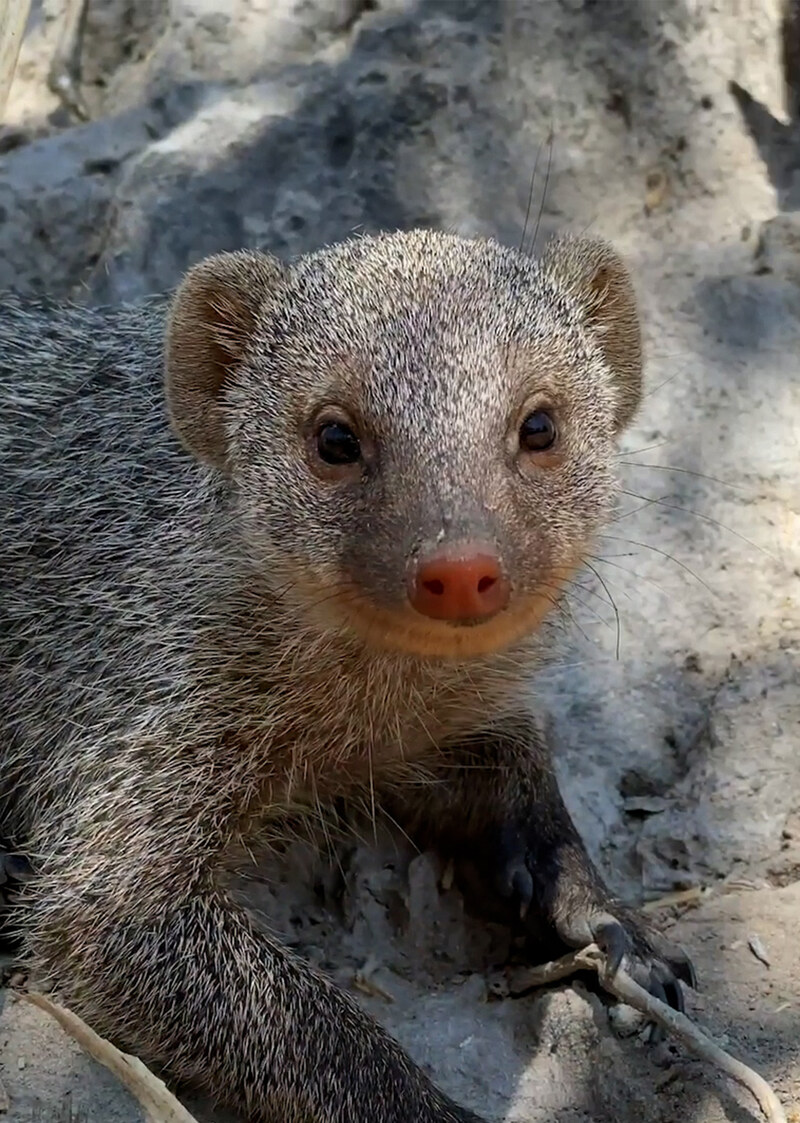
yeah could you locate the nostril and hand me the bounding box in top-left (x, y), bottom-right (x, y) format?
top-left (409, 544), bottom-right (509, 623)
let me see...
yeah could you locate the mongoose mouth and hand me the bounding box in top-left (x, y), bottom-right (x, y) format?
top-left (317, 563), bottom-right (580, 660)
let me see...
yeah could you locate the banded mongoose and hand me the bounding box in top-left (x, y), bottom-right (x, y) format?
top-left (0, 228), bottom-right (695, 1122)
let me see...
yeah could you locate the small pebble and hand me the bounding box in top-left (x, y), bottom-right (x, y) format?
top-left (608, 1003), bottom-right (646, 1038)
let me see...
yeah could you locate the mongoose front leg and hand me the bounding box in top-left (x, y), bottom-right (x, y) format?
top-left (383, 715), bottom-right (695, 1010)
top-left (28, 844), bottom-right (484, 1123)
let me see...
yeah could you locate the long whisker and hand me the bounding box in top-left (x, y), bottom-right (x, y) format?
top-left (518, 140), bottom-right (544, 255)
top-left (617, 439), bottom-right (671, 458)
top-left (613, 492), bottom-right (673, 522)
top-left (598, 533), bottom-right (716, 596)
top-left (643, 371), bottom-right (683, 398)
top-left (619, 460), bottom-right (750, 493)
top-left (619, 488), bottom-right (774, 558)
top-left (530, 126), bottom-right (554, 256)
top-left (583, 560), bottom-right (621, 659)
top-left (589, 554), bottom-right (673, 601)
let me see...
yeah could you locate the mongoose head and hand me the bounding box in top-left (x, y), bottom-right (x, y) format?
top-left (165, 229), bottom-right (642, 659)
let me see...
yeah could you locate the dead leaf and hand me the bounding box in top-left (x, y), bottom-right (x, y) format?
top-left (748, 934), bottom-right (772, 968)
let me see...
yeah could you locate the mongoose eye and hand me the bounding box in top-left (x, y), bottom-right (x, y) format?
top-left (316, 421), bottom-right (362, 466)
top-left (519, 410), bottom-right (556, 453)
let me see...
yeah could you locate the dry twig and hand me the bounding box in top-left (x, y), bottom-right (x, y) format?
top-left (23, 992), bottom-right (200, 1123)
top-left (0, 0), bottom-right (31, 119)
top-left (507, 943), bottom-right (787, 1123)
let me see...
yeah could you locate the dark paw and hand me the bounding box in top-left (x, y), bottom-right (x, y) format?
top-left (495, 843), bottom-right (536, 921)
top-left (588, 911), bottom-right (696, 1014)
top-left (494, 847), bottom-right (696, 1015)
top-left (458, 819), bottom-right (696, 1026)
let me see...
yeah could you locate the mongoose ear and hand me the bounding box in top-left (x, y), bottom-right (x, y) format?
top-left (540, 235), bottom-right (643, 433)
top-left (165, 250), bottom-right (287, 470)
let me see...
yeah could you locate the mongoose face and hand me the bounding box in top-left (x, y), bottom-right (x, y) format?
top-left (166, 229), bottom-right (642, 659)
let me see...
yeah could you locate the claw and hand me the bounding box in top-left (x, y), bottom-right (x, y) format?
top-left (478, 815), bottom-right (696, 1020)
top-left (660, 976), bottom-right (684, 1015)
top-left (672, 951), bottom-right (697, 991)
top-left (492, 824), bottom-right (535, 918)
top-left (47, 68), bottom-right (90, 121)
top-left (509, 865), bottom-right (534, 919)
top-left (587, 913), bottom-right (695, 1022)
top-left (650, 931), bottom-right (698, 991)
top-left (592, 917), bottom-right (630, 977)
top-left (645, 974), bottom-right (669, 1038)
top-left (649, 960), bottom-right (685, 1012)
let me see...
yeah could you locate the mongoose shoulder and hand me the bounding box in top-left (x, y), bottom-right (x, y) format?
top-left (0, 228), bottom-right (694, 1123)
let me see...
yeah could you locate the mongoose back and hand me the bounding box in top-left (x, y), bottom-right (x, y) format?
top-left (0, 229), bottom-right (694, 1123)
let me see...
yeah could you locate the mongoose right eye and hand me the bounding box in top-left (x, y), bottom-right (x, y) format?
top-left (316, 421), bottom-right (362, 466)
top-left (519, 410), bottom-right (557, 453)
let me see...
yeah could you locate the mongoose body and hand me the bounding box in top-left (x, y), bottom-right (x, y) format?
top-left (0, 229), bottom-right (693, 1122)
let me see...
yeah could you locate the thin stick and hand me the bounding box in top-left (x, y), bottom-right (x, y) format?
top-left (506, 944), bottom-right (787, 1123)
top-left (0, 0), bottom-right (32, 120)
top-left (24, 992), bottom-right (201, 1123)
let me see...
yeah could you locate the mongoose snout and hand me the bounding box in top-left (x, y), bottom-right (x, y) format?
top-left (407, 542), bottom-right (510, 623)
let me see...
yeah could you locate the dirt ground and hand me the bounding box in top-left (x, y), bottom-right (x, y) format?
top-left (0, 1), bottom-right (799, 1121)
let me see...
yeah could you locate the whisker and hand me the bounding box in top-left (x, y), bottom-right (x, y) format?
top-left (589, 554), bottom-right (673, 601)
top-left (375, 802), bottom-right (420, 854)
top-left (530, 126), bottom-right (554, 256)
top-left (539, 585), bottom-right (599, 644)
top-left (518, 140), bottom-right (544, 255)
top-left (618, 439), bottom-right (671, 458)
top-left (619, 488), bottom-right (774, 559)
top-left (643, 371), bottom-right (683, 398)
top-left (613, 492), bottom-right (673, 522)
top-left (619, 460), bottom-right (750, 493)
top-left (566, 573), bottom-right (628, 612)
top-left (598, 533), bottom-right (716, 596)
top-left (583, 560), bottom-right (621, 660)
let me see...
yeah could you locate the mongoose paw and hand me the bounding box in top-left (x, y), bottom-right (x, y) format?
top-left (494, 849), bottom-right (695, 1013)
top-left (574, 909), bottom-right (697, 1015)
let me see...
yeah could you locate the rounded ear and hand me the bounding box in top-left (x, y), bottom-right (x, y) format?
top-left (540, 235), bottom-right (643, 433)
top-left (164, 249), bottom-right (287, 470)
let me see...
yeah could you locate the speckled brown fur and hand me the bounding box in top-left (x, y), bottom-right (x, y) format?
top-left (0, 229), bottom-right (691, 1122)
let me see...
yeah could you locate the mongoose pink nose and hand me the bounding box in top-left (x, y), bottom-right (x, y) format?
top-left (408, 547), bottom-right (510, 622)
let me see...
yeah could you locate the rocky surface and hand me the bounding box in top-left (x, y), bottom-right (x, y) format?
top-left (0, 1), bottom-right (799, 1121)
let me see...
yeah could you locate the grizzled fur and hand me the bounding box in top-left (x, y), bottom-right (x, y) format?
top-left (0, 230), bottom-right (689, 1123)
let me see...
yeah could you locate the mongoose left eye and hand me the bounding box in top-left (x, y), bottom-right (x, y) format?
top-left (519, 410), bottom-right (556, 452)
top-left (316, 421), bottom-right (362, 466)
